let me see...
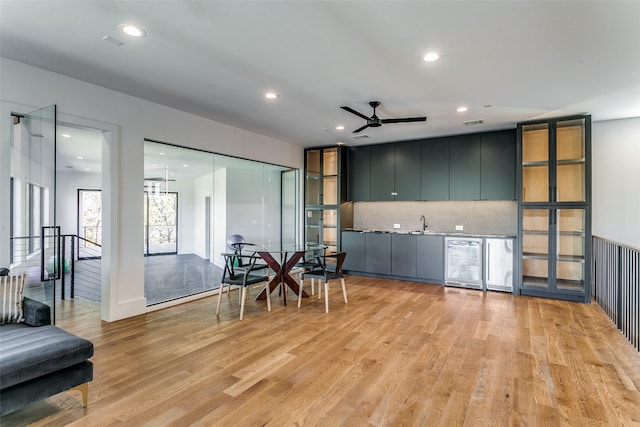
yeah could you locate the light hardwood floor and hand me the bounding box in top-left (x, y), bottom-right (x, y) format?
top-left (3, 276), bottom-right (640, 426)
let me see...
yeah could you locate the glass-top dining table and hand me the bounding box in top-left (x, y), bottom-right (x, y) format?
top-left (233, 243), bottom-right (326, 306)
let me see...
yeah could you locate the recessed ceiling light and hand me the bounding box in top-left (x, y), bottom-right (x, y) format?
top-left (85, 168), bottom-right (91, 171)
top-left (159, 152), bottom-right (165, 155)
top-left (183, 164), bottom-right (189, 167)
top-left (61, 133), bottom-right (71, 138)
top-left (76, 156), bottom-right (84, 160)
top-left (336, 125), bottom-right (345, 131)
top-left (423, 52), bottom-right (441, 62)
top-left (264, 92), bottom-right (279, 99)
top-left (120, 24), bottom-right (146, 37)
top-left (456, 106), bottom-right (469, 113)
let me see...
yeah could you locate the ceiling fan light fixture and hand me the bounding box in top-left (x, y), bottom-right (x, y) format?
top-left (423, 52), bottom-right (441, 62)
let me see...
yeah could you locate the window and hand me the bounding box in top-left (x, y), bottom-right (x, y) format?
top-left (78, 189), bottom-right (102, 246)
top-left (144, 191), bottom-right (178, 255)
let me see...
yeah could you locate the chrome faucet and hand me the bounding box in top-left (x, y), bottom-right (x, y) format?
top-left (420, 215), bottom-right (427, 231)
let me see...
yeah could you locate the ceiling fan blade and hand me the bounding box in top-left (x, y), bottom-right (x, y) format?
top-left (381, 117), bottom-right (427, 124)
top-left (353, 124), bottom-right (370, 133)
top-left (341, 106), bottom-right (371, 121)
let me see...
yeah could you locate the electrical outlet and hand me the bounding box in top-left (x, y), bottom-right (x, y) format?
top-left (455, 225), bottom-right (464, 231)
top-left (393, 224), bottom-right (401, 229)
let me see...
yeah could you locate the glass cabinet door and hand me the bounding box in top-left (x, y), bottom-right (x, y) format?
top-left (323, 148), bottom-right (338, 175)
top-left (518, 115), bottom-right (590, 302)
top-left (556, 118), bottom-right (586, 203)
top-left (522, 208), bottom-right (550, 288)
top-left (305, 149), bottom-right (321, 206)
top-left (322, 209), bottom-right (338, 254)
top-left (305, 209), bottom-right (321, 245)
top-left (521, 123), bottom-right (549, 203)
top-left (322, 148), bottom-right (338, 205)
top-left (555, 208), bottom-right (585, 291)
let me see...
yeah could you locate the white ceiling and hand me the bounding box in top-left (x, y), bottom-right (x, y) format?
top-left (2, 1), bottom-right (640, 150)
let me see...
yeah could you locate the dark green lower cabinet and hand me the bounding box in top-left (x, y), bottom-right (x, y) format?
top-left (341, 231), bottom-right (444, 284)
top-left (416, 235), bottom-right (444, 283)
top-left (341, 231), bottom-right (365, 271)
top-left (365, 233), bottom-right (391, 274)
top-left (391, 234), bottom-right (417, 277)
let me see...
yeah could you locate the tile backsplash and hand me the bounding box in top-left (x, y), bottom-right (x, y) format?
top-left (352, 200), bottom-right (517, 235)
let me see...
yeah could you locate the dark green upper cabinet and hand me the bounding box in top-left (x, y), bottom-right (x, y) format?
top-left (348, 146), bottom-right (371, 201)
top-left (348, 129), bottom-right (515, 203)
top-left (394, 141), bottom-right (421, 201)
top-left (368, 142), bottom-right (420, 201)
top-left (449, 134), bottom-right (481, 200)
top-left (480, 130), bottom-right (516, 200)
top-left (421, 137), bottom-right (450, 200)
top-left (370, 144), bottom-right (395, 201)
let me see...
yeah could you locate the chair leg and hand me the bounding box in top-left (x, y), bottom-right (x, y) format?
top-left (239, 286), bottom-right (248, 320)
top-left (341, 278), bottom-right (348, 304)
top-left (297, 279), bottom-right (304, 308)
top-left (216, 283), bottom-right (226, 315)
top-left (324, 281), bottom-right (329, 313)
top-left (266, 283), bottom-right (272, 312)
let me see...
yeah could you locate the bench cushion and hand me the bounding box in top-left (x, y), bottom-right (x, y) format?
top-left (0, 324), bottom-right (94, 389)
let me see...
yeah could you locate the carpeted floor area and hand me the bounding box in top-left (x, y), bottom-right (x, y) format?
top-left (144, 254), bottom-right (223, 305)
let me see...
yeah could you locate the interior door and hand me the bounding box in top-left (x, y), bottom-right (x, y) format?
top-left (7, 105), bottom-right (58, 321)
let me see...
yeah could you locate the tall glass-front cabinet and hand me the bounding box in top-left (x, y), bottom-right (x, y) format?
top-left (305, 146), bottom-right (350, 254)
top-left (518, 115), bottom-right (591, 302)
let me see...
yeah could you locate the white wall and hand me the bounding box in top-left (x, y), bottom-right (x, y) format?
top-left (592, 117), bottom-right (640, 249)
top-left (1, 58), bottom-right (303, 321)
top-left (56, 171), bottom-right (101, 236)
top-left (193, 172), bottom-right (214, 260)
top-left (225, 166), bottom-right (282, 248)
top-left (164, 178), bottom-right (195, 255)
top-left (213, 169), bottom-right (227, 268)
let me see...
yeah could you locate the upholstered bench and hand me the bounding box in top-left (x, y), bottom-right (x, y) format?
top-left (0, 295), bottom-right (94, 416)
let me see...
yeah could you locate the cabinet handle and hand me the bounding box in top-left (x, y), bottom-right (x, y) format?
top-left (486, 242), bottom-right (491, 282)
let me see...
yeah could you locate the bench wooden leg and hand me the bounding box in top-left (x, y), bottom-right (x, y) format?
top-left (70, 382), bottom-right (89, 407)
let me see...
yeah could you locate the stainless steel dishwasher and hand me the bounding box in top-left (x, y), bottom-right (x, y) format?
top-left (445, 237), bottom-right (483, 289)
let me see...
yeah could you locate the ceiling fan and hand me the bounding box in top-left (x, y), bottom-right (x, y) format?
top-left (340, 101), bottom-right (427, 133)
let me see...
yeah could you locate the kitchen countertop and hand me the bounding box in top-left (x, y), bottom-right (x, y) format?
top-left (342, 228), bottom-right (516, 238)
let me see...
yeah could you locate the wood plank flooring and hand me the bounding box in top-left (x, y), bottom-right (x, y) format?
top-left (2, 276), bottom-right (639, 426)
